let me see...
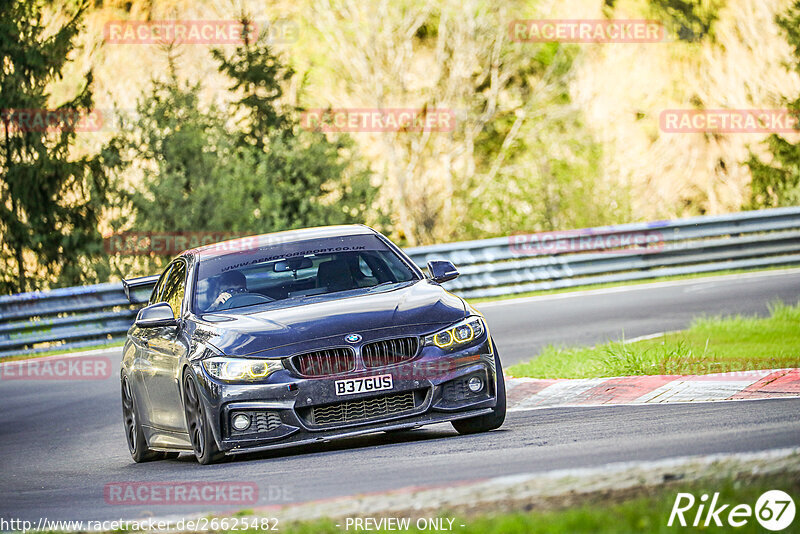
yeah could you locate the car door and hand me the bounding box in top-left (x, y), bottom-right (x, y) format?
top-left (127, 264), bottom-right (173, 428)
top-left (141, 259), bottom-right (191, 432)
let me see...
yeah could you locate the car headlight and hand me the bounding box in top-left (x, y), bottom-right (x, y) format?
top-left (424, 317), bottom-right (486, 349)
top-left (202, 357), bottom-right (284, 381)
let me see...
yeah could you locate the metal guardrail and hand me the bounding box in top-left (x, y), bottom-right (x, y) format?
top-left (2, 207), bottom-right (800, 358)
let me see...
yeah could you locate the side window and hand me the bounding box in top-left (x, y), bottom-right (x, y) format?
top-left (162, 261), bottom-right (187, 318)
top-left (149, 264), bottom-right (173, 305)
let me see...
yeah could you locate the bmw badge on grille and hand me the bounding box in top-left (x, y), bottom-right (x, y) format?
top-left (345, 334), bottom-right (362, 343)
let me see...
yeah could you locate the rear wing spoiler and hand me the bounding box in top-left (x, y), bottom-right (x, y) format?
top-left (122, 275), bottom-right (159, 304)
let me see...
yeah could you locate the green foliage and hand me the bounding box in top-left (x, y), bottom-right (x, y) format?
top-left (0, 0), bottom-right (116, 294)
top-left (648, 0), bottom-right (725, 42)
top-left (747, 135), bottom-right (800, 208)
top-left (745, 1), bottom-right (800, 209)
top-left (110, 27), bottom-right (375, 276)
top-left (459, 43), bottom-right (629, 239)
top-left (211, 21), bottom-right (294, 147)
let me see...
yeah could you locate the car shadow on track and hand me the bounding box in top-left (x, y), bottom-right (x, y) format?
top-left (164, 424), bottom-right (510, 465)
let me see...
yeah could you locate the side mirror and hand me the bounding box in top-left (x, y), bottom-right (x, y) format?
top-left (427, 260), bottom-right (459, 283)
top-left (135, 302), bottom-right (178, 328)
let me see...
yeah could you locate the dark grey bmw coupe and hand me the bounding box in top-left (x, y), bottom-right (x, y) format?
top-left (120, 225), bottom-right (505, 464)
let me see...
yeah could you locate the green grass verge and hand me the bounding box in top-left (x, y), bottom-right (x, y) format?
top-left (0, 339), bottom-right (124, 362)
top-left (467, 266), bottom-right (798, 304)
top-left (507, 301), bottom-right (800, 379)
top-left (218, 472), bottom-right (799, 534)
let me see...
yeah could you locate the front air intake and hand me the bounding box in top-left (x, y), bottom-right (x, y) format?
top-left (291, 347), bottom-right (356, 377)
top-left (361, 337), bottom-right (419, 368)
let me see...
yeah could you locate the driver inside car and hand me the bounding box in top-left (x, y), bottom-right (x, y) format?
top-left (208, 270), bottom-right (248, 311)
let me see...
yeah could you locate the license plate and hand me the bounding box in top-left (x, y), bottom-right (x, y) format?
top-left (335, 374), bottom-right (393, 396)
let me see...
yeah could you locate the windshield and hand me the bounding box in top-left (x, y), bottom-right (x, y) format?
top-left (193, 234), bottom-right (418, 313)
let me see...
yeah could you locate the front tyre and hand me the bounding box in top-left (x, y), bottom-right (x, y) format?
top-left (121, 376), bottom-right (162, 462)
top-left (452, 345), bottom-right (506, 435)
top-left (182, 371), bottom-right (224, 465)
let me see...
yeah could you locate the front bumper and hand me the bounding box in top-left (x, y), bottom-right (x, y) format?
top-left (191, 337), bottom-right (499, 454)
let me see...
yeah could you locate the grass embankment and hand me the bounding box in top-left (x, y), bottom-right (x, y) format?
top-left (507, 301), bottom-right (800, 379)
top-left (0, 340), bottom-right (124, 362)
top-left (225, 473), bottom-right (799, 534)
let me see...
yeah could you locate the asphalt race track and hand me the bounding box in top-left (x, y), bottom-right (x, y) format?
top-left (1, 270), bottom-right (799, 522)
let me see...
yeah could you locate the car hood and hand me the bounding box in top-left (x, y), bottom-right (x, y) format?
top-left (194, 280), bottom-right (467, 356)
